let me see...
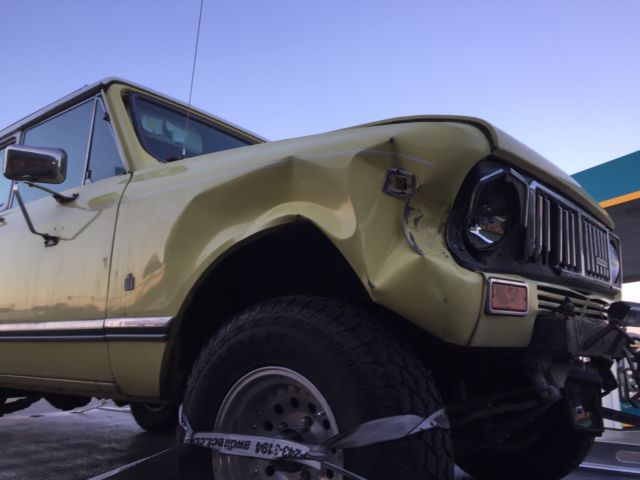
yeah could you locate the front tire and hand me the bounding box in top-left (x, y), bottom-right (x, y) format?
top-left (181, 296), bottom-right (453, 479)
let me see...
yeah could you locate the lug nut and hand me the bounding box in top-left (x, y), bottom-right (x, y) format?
top-left (299, 415), bottom-right (313, 432)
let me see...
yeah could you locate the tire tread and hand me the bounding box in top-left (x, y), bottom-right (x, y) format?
top-left (184, 296), bottom-right (453, 479)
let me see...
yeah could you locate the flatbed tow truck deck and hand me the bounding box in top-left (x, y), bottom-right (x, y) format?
top-left (1, 401), bottom-right (638, 480)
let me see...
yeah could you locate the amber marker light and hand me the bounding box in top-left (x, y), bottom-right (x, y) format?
top-left (487, 279), bottom-right (529, 316)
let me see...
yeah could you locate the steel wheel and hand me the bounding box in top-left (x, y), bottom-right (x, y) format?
top-left (181, 297), bottom-right (453, 479)
top-left (213, 366), bottom-right (343, 480)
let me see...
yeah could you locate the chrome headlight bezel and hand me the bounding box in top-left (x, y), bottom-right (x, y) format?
top-left (464, 169), bottom-right (528, 252)
top-left (446, 159), bottom-right (622, 295)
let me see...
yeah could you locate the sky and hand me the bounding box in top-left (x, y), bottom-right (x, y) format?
top-left (0, 0), bottom-right (639, 175)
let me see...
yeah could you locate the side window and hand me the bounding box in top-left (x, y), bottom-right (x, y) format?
top-left (87, 99), bottom-right (125, 183)
top-left (21, 100), bottom-right (93, 203)
top-left (0, 145), bottom-right (13, 210)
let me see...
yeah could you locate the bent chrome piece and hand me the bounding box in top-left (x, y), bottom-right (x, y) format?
top-left (179, 406), bottom-right (449, 480)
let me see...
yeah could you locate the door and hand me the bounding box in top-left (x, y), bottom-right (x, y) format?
top-left (0, 96), bottom-right (129, 390)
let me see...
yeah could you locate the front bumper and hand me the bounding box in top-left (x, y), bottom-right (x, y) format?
top-left (529, 301), bottom-right (640, 359)
top-left (529, 301), bottom-right (640, 434)
top-left (450, 301), bottom-right (640, 448)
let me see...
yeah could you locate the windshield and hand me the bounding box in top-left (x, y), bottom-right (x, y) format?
top-left (128, 95), bottom-right (251, 162)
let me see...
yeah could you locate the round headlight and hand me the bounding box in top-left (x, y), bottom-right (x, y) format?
top-left (609, 241), bottom-right (621, 284)
top-left (466, 182), bottom-right (516, 251)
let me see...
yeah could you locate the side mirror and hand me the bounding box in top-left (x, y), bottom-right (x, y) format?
top-left (3, 145), bottom-right (67, 184)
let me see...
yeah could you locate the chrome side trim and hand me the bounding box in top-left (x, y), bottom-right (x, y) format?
top-left (0, 335), bottom-right (104, 342)
top-left (0, 373), bottom-right (118, 395)
top-left (0, 317), bottom-right (174, 341)
top-left (104, 316), bottom-right (174, 341)
top-left (104, 317), bottom-right (173, 329)
top-left (0, 319), bottom-right (104, 333)
top-left (104, 334), bottom-right (168, 341)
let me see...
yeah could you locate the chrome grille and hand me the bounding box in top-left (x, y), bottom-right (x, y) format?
top-left (537, 285), bottom-right (609, 322)
top-left (530, 185), bottom-right (611, 283)
top-left (583, 218), bottom-right (610, 281)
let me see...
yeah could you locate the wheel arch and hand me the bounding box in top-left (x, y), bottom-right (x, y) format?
top-left (159, 219), bottom-right (389, 398)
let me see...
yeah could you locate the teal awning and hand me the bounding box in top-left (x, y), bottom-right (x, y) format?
top-left (573, 150), bottom-right (640, 204)
top-left (572, 150), bottom-right (640, 282)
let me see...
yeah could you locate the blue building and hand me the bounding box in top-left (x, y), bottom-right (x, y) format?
top-left (573, 151), bottom-right (640, 282)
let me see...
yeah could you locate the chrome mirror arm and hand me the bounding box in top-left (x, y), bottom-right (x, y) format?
top-left (12, 184), bottom-right (58, 247)
top-left (23, 180), bottom-right (78, 204)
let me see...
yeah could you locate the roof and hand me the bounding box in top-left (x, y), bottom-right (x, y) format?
top-left (0, 77), bottom-right (266, 142)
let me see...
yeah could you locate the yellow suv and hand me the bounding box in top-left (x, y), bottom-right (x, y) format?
top-left (0, 78), bottom-right (629, 480)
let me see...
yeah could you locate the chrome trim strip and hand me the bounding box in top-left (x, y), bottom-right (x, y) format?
top-left (0, 316), bottom-right (174, 341)
top-left (0, 335), bottom-right (104, 342)
top-left (0, 334), bottom-right (168, 342)
top-left (0, 374), bottom-right (118, 396)
top-left (104, 334), bottom-right (168, 341)
top-left (104, 316), bottom-right (173, 329)
top-left (0, 319), bottom-right (104, 333)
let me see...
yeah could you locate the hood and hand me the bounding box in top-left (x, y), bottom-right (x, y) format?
top-left (352, 115), bottom-right (613, 229)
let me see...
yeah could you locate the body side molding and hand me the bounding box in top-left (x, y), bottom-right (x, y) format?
top-left (0, 317), bottom-right (173, 341)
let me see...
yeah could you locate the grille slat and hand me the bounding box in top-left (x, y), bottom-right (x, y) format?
top-left (556, 204), bottom-right (563, 266)
top-left (563, 209), bottom-right (570, 267)
top-left (592, 225), bottom-right (599, 275)
top-left (544, 198), bottom-right (551, 255)
top-left (531, 186), bottom-right (611, 283)
top-left (570, 212), bottom-right (577, 268)
top-left (587, 224), bottom-right (593, 275)
top-left (582, 227), bottom-right (593, 275)
top-left (537, 285), bottom-right (610, 322)
top-left (597, 226), bottom-right (606, 277)
top-left (538, 295), bottom-right (608, 313)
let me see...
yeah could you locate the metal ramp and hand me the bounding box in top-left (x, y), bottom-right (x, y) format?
top-left (578, 430), bottom-right (640, 478)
